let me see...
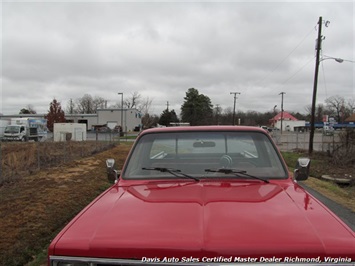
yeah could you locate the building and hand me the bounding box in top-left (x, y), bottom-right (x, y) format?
top-left (269, 111), bottom-right (306, 132)
top-left (345, 114), bottom-right (355, 123)
top-left (95, 108), bottom-right (142, 132)
top-left (0, 108), bottom-right (142, 132)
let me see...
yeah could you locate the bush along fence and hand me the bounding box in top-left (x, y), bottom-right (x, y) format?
top-left (0, 139), bottom-right (118, 185)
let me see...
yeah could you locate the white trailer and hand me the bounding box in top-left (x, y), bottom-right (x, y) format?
top-left (53, 123), bottom-right (87, 142)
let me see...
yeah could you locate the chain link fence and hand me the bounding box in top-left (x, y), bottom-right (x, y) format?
top-left (270, 130), bottom-right (341, 153)
top-left (0, 129), bottom-right (348, 185)
top-left (0, 132), bottom-right (120, 185)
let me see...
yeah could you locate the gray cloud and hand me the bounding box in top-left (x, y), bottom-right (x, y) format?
top-left (1, 1), bottom-right (353, 116)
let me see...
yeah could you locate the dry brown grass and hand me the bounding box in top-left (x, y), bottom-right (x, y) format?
top-left (1, 141), bottom-right (115, 184)
top-left (0, 143), bottom-right (132, 266)
top-left (303, 177), bottom-right (355, 212)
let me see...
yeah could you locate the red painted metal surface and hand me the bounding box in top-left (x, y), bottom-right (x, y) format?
top-left (49, 179), bottom-right (354, 259)
top-left (48, 126), bottom-right (355, 262)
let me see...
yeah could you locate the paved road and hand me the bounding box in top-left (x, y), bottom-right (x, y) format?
top-left (300, 182), bottom-right (355, 232)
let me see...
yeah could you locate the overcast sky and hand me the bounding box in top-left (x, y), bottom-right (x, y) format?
top-left (1, 0), bottom-right (354, 117)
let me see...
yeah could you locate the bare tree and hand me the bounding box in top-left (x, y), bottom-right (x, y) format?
top-left (138, 96), bottom-right (153, 115)
top-left (93, 96), bottom-right (106, 110)
top-left (66, 99), bottom-right (77, 114)
top-left (316, 103), bottom-right (326, 123)
top-left (305, 103), bottom-right (326, 122)
top-left (346, 98), bottom-right (355, 115)
top-left (75, 94), bottom-right (107, 114)
top-left (108, 102), bottom-right (122, 109)
top-left (142, 113), bottom-right (159, 129)
top-left (325, 95), bottom-right (345, 122)
top-left (124, 91), bottom-right (141, 109)
top-left (213, 105), bottom-right (223, 125)
top-left (109, 92), bottom-right (146, 111)
top-left (76, 94), bottom-right (95, 114)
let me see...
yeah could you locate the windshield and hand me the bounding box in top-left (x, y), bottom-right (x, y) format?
top-left (4, 126), bottom-right (20, 134)
top-left (122, 131), bottom-right (288, 180)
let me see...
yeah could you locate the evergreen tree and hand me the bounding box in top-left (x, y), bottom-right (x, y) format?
top-left (180, 88), bottom-right (213, 125)
top-left (159, 109), bottom-right (179, 126)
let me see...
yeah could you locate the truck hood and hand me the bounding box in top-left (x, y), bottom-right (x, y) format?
top-left (52, 180), bottom-right (355, 259)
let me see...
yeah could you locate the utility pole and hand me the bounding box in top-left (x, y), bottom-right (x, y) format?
top-left (118, 92), bottom-right (124, 136)
top-left (216, 104), bottom-right (220, 125)
top-left (166, 101), bottom-right (169, 111)
top-left (272, 105), bottom-right (277, 127)
top-left (69, 98), bottom-right (74, 114)
top-left (230, 92), bottom-right (241, 126)
top-left (309, 16), bottom-right (323, 155)
top-left (279, 92), bottom-right (285, 134)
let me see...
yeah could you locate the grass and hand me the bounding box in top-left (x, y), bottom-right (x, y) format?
top-left (281, 151), bottom-right (324, 177)
top-left (281, 151), bottom-right (355, 212)
top-left (302, 177), bottom-right (355, 212)
top-left (113, 134), bottom-right (138, 141)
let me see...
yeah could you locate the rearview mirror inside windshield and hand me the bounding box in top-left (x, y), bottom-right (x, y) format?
top-left (193, 141), bottom-right (216, 148)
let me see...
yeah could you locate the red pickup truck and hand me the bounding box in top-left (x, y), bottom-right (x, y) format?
top-left (48, 126), bottom-right (355, 265)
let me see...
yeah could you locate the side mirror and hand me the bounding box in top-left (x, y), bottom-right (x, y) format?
top-left (106, 158), bottom-right (115, 168)
top-left (106, 159), bottom-right (119, 183)
top-left (294, 158), bottom-right (311, 181)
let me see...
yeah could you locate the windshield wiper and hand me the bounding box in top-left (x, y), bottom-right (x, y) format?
top-left (142, 167), bottom-right (200, 182)
top-left (204, 168), bottom-right (269, 183)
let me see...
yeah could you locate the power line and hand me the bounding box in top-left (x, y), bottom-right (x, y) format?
top-left (255, 26), bottom-right (315, 87)
top-left (320, 59), bottom-right (328, 100)
top-left (243, 26), bottom-right (316, 100)
top-left (279, 56), bottom-right (315, 86)
top-left (318, 52), bottom-right (354, 101)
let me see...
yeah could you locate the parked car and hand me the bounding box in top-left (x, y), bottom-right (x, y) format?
top-left (260, 125), bottom-right (269, 131)
top-left (260, 125), bottom-right (272, 133)
top-left (323, 125), bottom-right (335, 136)
top-left (48, 126), bottom-right (355, 265)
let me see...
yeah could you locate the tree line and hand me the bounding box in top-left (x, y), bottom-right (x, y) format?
top-left (157, 88), bottom-right (354, 128)
top-left (19, 88), bottom-right (354, 131)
